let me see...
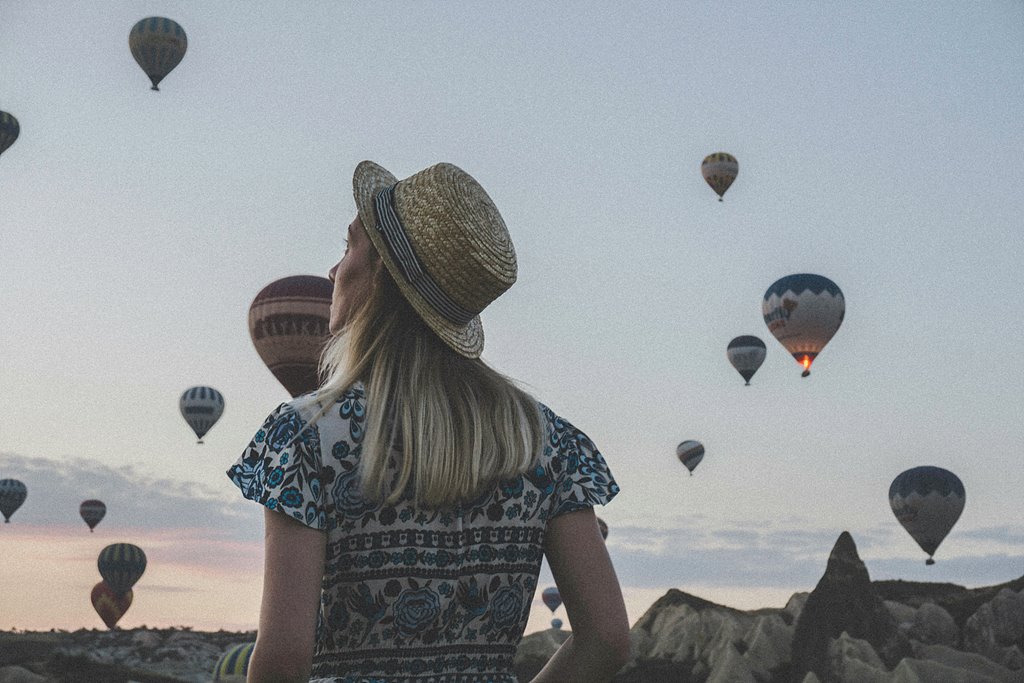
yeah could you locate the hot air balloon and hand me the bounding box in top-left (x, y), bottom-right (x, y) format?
top-left (249, 275), bottom-right (334, 397)
top-left (0, 111), bottom-right (19, 159)
top-left (180, 386), bottom-right (225, 443)
top-left (551, 618), bottom-right (563, 630)
top-left (889, 467), bottom-right (965, 566)
top-left (762, 274), bottom-right (844, 377)
top-left (727, 336), bottom-right (766, 386)
top-left (541, 587), bottom-right (561, 613)
top-left (80, 499), bottom-right (106, 532)
top-left (98, 543), bottom-right (147, 595)
top-left (701, 152), bottom-right (738, 201)
top-left (597, 516), bottom-right (608, 540)
top-left (676, 440), bottom-right (704, 476)
top-left (213, 642), bottom-right (255, 682)
top-left (129, 17), bottom-right (187, 91)
top-left (0, 479), bottom-right (27, 522)
top-left (91, 581), bottom-right (132, 629)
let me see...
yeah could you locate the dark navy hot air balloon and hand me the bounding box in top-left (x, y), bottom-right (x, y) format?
top-left (80, 499), bottom-right (107, 532)
top-left (180, 386), bottom-right (225, 443)
top-left (676, 440), bottom-right (704, 476)
top-left (129, 17), bottom-right (187, 91)
top-left (0, 111), bottom-right (19, 159)
top-left (92, 581), bottom-right (132, 629)
top-left (763, 274), bottom-right (844, 377)
top-left (98, 543), bottom-right (147, 595)
top-left (542, 586), bottom-right (562, 613)
top-left (0, 479), bottom-right (27, 522)
top-left (249, 276), bottom-right (334, 397)
top-left (727, 336), bottom-right (766, 386)
top-left (889, 467), bottom-right (965, 565)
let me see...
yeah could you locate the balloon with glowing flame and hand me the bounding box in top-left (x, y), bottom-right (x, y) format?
top-left (762, 274), bottom-right (844, 377)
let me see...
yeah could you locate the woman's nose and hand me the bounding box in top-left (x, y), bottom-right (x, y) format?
top-left (328, 262), bottom-right (338, 282)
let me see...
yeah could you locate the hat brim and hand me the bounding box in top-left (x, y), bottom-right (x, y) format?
top-left (353, 160), bottom-right (484, 358)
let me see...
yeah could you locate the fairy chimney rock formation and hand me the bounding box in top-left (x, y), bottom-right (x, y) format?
top-left (791, 531), bottom-right (903, 682)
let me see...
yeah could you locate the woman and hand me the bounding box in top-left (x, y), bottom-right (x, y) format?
top-left (228, 161), bottom-right (629, 683)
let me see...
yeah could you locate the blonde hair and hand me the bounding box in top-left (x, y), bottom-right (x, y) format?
top-left (312, 265), bottom-right (544, 509)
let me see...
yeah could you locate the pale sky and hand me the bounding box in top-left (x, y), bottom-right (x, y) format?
top-left (1, 1), bottom-right (1022, 633)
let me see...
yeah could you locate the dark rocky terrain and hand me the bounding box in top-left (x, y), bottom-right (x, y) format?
top-left (2, 532), bottom-right (1021, 682)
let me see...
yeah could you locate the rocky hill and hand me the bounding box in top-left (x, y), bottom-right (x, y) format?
top-left (2, 532), bottom-right (1021, 682)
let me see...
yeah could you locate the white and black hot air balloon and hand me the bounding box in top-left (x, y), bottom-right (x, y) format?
top-left (727, 336), bottom-right (766, 386)
top-left (180, 386), bottom-right (224, 444)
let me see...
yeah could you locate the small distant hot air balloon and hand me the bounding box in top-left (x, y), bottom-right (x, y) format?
top-left (91, 581), bottom-right (132, 629)
top-left (180, 386), bottom-right (225, 443)
top-left (129, 17), bottom-right (187, 91)
top-left (80, 499), bottom-right (107, 532)
top-left (249, 275), bottom-right (334, 397)
top-left (727, 336), bottom-right (766, 386)
top-left (98, 543), bottom-right (147, 595)
top-left (597, 516), bottom-right (609, 540)
top-left (542, 587), bottom-right (562, 613)
top-left (551, 618), bottom-right (564, 630)
top-left (213, 642), bottom-right (255, 682)
top-left (676, 440), bottom-right (704, 476)
top-left (762, 274), bottom-right (844, 377)
top-left (701, 152), bottom-right (738, 201)
top-left (0, 111), bottom-right (19, 159)
top-left (0, 479), bottom-right (27, 522)
top-left (889, 466), bottom-right (965, 566)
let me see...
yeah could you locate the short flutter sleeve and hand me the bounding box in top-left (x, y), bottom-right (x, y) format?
top-left (227, 402), bottom-right (327, 531)
top-left (542, 406), bottom-right (620, 518)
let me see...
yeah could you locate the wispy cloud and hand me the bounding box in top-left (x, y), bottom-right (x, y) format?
top-left (0, 452), bottom-right (261, 542)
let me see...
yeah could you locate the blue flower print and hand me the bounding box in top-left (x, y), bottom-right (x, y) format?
top-left (331, 467), bottom-right (378, 516)
top-left (266, 497), bottom-right (278, 510)
top-left (267, 410), bottom-right (305, 451)
top-left (394, 587), bottom-right (440, 636)
top-left (267, 466), bottom-right (284, 487)
top-left (490, 585), bottom-right (523, 629)
top-left (279, 453), bottom-right (289, 466)
top-left (279, 487), bottom-right (303, 509)
top-left (253, 429), bottom-right (266, 444)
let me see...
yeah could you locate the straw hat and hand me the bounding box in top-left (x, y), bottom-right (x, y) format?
top-left (352, 160), bottom-right (517, 358)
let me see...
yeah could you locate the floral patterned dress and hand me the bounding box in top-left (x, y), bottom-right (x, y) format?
top-left (227, 384), bottom-right (618, 683)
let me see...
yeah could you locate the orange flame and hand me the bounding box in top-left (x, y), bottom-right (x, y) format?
top-left (801, 356), bottom-right (812, 370)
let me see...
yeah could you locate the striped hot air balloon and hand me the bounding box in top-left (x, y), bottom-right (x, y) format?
top-left (889, 467), bottom-right (965, 566)
top-left (249, 275), bottom-right (334, 397)
top-left (98, 543), bottom-right (147, 595)
top-left (727, 336), bottom-right (766, 386)
top-left (80, 499), bottom-right (106, 532)
top-left (0, 479), bottom-right (27, 522)
top-left (701, 152), bottom-right (738, 201)
top-left (180, 386), bottom-right (224, 443)
top-left (129, 17), bottom-right (187, 91)
top-left (762, 274), bottom-right (845, 377)
top-left (0, 111), bottom-right (19, 159)
top-left (676, 440), bottom-right (704, 476)
top-left (213, 642), bottom-right (255, 682)
top-left (91, 581), bottom-right (132, 629)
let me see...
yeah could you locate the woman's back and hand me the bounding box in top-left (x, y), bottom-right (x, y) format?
top-left (229, 384), bottom-right (618, 682)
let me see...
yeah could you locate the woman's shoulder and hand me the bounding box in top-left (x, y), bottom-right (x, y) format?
top-left (535, 401), bottom-right (594, 444)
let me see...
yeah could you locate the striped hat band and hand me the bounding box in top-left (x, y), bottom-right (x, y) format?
top-left (373, 185), bottom-right (477, 326)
